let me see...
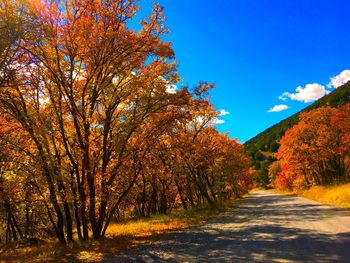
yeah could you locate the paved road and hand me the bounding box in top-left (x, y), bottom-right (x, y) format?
top-left (104, 191), bottom-right (350, 262)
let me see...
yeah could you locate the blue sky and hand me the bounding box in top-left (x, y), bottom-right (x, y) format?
top-left (135, 0), bottom-right (350, 142)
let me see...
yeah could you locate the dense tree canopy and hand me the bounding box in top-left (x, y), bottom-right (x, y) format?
top-left (274, 106), bottom-right (350, 190)
top-left (0, 0), bottom-right (252, 244)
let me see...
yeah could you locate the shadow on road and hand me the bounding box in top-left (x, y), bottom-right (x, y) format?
top-left (103, 191), bottom-right (350, 263)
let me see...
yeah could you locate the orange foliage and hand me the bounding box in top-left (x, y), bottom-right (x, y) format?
top-left (0, 0), bottom-right (252, 245)
top-left (276, 106), bottom-right (350, 190)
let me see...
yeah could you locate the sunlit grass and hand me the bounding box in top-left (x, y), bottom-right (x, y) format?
top-left (300, 183), bottom-right (350, 209)
top-left (106, 216), bottom-right (185, 238)
top-left (271, 183), bottom-right (350, 209)
top-left (77, 250), bottom-right (105, 262)
top-left (0, 199), bottom-right (240, 262)
top-left (106, 200), bottom-right (239, 238)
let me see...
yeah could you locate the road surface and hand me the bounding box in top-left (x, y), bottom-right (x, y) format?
top-left (104, 191), bottom-right (350, 262)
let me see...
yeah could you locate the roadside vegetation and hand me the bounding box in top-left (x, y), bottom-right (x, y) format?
top-left (0, 0), bottom-right (253, 258)
top-left (272, 105), bottom-right (350, 190)
top-left (300, 184), bottom-right (350, 209)
top-left (272, 183), bottom-right (350, 210)
top-left (0, 199), bottom-right (239, 262)
top-left (264, 104), bottom-right (350, 210)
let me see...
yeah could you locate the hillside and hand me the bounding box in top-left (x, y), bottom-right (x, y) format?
top-left (245, 81), bottom-right (350, 173)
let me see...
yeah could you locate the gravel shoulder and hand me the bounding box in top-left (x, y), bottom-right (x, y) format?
top-left (103, 191), bottom-right (350, 263)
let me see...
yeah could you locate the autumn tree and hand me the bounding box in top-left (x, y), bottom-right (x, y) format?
top-left (0, 0), bottom-right (191, 243)
top-left (276, 106), bottom-right (350, 190)
top-left (163, 96), bottom-right (253, 208)
top-left (268, 161), bottom-right (282, 188)
top-left (0, 0), bottom-right (253, 245)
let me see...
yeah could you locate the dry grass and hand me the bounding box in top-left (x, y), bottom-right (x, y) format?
top-left (271, 183), bottom-right (350, 209)
top-left (299, 183), bottom-right (350, 209)
top-left (106, 216), bottom-right (186, 238)
top-left (0, 200), bottom-right (239, 262)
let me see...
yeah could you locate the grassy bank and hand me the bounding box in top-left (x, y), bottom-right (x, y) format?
top-left (299, 183), bottom-right (350, 209)
top-left (0, 199), bottom-right (240, 262)
top-left (273, 183), bottom-right (350, 209)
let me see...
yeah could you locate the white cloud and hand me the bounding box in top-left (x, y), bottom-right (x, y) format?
top-left (158, 76), bottom-right (177, 94)
top-left (328, 69), bottom-right (350, 89)
top-left (192, 116), bottom-right (225, 127)
top-left (166, 84), bottom-right (177, 94)
top-left (206, 109), bottom-right (229, 125)
top-left (219, 109), bottom-right (230, 116)
top-left (279, 83), bottom-right (330, 103)
top-left (211, 117), bottom-right (225, 125)
top-left (268, 104), bottom-right (289, 112)
top-left (278, 95), bottom-right (287, 101)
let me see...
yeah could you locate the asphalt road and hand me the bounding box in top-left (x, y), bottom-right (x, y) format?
top-left (104, 191), bottom-right (350, 262)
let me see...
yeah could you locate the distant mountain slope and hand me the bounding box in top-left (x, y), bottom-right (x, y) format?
top-left (245, 81), bottom-right (350, 170)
